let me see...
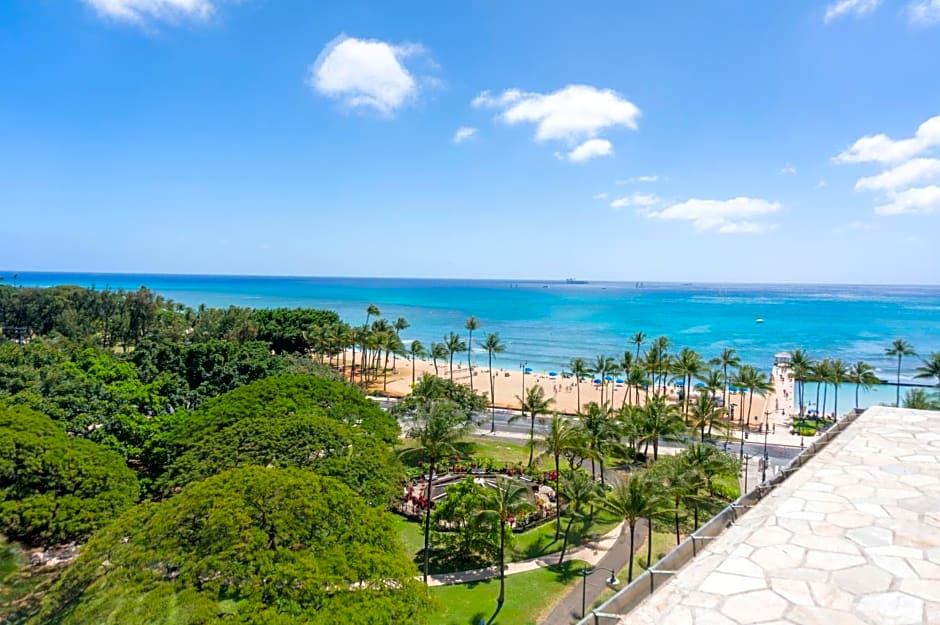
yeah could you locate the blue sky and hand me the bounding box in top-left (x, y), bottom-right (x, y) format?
top-left (1, 0), bottom-right (939, 283)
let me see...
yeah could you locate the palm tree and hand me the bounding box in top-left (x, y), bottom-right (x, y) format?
top-left (476, 478), bottom-right (531, 622)
top-left (673, 347), bottom-right (704, 418)
top-left (557, 469), bottom-right (602, 565)
top-left (640, 394), bottom-right (686, 461)
top-left (626, 364), bottom-right (647, 407)
top-left (577, 401), bottom-right (619, 486)
top-left (710, 348), bottom-right (740, 412)
top-left (915, 352), bottom-right (940, 387)
top-left (619, 351), bottom-right (634, 408)
top-left (632, 331), bottom-right (646, 363)
top-left (444, 332), bottom-right (467, 382)
top-left (569, 357), bottom-right (589, 409)
top-left (689, 393), bottom-right (727, 441)
top-left (593, 354), bottom-right (616, 404)
top-left (401, 400), bottom-right (474, 584)
top-left (481, 332), bottom-right (506, 432)
top-left (789, 349), bottom-right (813, 418)
top-left (392, 316), bottom-right (409, 369)
top-left (733, 365), bottom-right (772, 430)
top-left (408, 340), bottom-right (427, 387)
top-left (511, 385), bottom-right (555, 467)
top-left (465, 316), bottom-right (480, 392)
top-left (681, 443), bottom-right (738, 529)
top-left (829, 358), bottom-right (849, 420)
top-left (886, 339), bottom-right (917, 407)
top-left (430, 341), bottom-right (447, 377)
top-left (847, 360), bottom-right (880, 410)
top-left (649, 455), bottom-right (689, 545)
top-left (604, 472), bottom-right (663, 583)
top-left (360, 304), bottom-right (380, 383)
top-left (536, 415), bottom-right (582, 539)
top-left (903, 388), bottom-right (940, 410)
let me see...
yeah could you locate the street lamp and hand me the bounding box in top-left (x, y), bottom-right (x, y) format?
top-left (762, 410), bottom-right (771, 483)
top-left (581, 565), bottom-right (620, 618)
top-left (741, 453), bottom-right (751, 492)
top-left (520, 361), bottom-right (527, 401)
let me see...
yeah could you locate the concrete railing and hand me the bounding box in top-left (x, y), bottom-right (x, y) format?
top-left (576, 409), bottom-right (862, 625)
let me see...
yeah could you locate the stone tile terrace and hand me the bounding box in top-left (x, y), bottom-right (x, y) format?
top-left (620, 406), bottom-right (940, 625)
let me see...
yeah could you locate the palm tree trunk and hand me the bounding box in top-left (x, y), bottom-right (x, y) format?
top-left (554, 454), bottom-right (562, 540)
top-left (449, 354), bottom-right (454, 381)
top-left (412, 353), bottom-right (417, 387)
top-left (694, 504), bottom-right (699, 530)
top-left (351, 345), bottom-right (357, 383)
top-left (498, 520), bottom-right (506, 605)
top-left (896, 355), bottom-right (902, 407)
top-left (467, 331), bottom-right (474, 393)
top-left (423, 460), bottom-right (436, 584)
top-left (576, 378), bottom-right (581, 410)
top-left (855, 382), bottom-right (860, 410)
top-left (528, 414), bottom-right (536, 467)
top-left (628, 522), bottom-right (636, 583)
top-left (599, 456), bottom-right (606, 488)
top-left (489, 352), bottom-right (496, 433)
top-left (674, 498), bottom-right (681, 545)
top-left (558, 515), bottom-right (577, 565)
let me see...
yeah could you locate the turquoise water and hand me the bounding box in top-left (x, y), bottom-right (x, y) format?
top-left (7, 272), bottom-right (940, 408)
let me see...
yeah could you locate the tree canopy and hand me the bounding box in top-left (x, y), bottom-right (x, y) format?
top-left (32, 467), bottom-right (429, 625)
top-left (0, 405), bottom-right (139, 547)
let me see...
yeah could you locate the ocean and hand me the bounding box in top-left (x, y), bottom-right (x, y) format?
top-left (7, 272), bottom-right (940, 409)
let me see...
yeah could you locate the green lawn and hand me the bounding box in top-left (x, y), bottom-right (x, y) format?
top-left (398, 438), bottom-right (532, 468)
top-left (591, 530), bottom-right (675, 610)
top-left (429, 560), bottom-right (587, 625)
top-left (511, 509), bottom-right (620, 560)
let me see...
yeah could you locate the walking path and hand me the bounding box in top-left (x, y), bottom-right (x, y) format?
top-left (426, 520), bottom-right (626, 586)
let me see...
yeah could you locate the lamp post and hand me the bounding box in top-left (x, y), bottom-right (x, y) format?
top-left (762, 410), bottom-right (771, 483)
top-left (742, 453), bottom-right (751, 492)
top-left (581, 565), bottom-right (620, 618)
top-left (520, 361), bottom-right (527, 402)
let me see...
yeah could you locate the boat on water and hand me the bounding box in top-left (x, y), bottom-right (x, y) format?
top-left (756, 318), bottom-right (765, 323)
top-left (565, 278), bottom-right (588, 284)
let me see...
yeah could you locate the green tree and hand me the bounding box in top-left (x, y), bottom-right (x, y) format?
top-left (569, 357), bottom-right (590, 410)
top-left (392, 373), bottom-right (488, 422)
top-left (640, 394), bottom-right (687, 461)
top-left (511, 385), bottom-right (555, 467)
top-left (592, 354), bottom-right (616, 405)
top-left (673, 347), bottom-right (705, 418)
top-left (556, 469), bottom-right (602, 565)
top-left (733, 365), bottom-right (772, 430)
top-left (32, 468), bottom-right (428, 625)
top-left (709, 347), bottom-right (740, 413)
top-left (400, 400), bottom-right (474, 584)
top-left (432, 477), bottom-right (498, 565)
top-left (430, 341), bottom-right (447, 377)
top-left (476, 477), bottom-right (532, 623)
top-left (443, 332), bottom-right (466, 382)
top-left (577, 401), bottom-right (620, 486)
top-left (903, 388), bottom-right (940, 410)
top-left (689, 393), bottom-right (727, 441)
top-left (829, 358), bottom-right (849, 419)
top-left (886, 338), bottom-right (917, 408)
top-left (536, 415), bottom-right (582, 538)
top-left (915, 352), bottom-right (940, 387)
top-left (408, 339), bottom-right (427, 387)
top-left (789, 349), bottom-right (814, 417)
top-left (631, 332), bottom-right (646, 363)
top-left (0, 406), bottom-right (139, 547)
top-left (481, 333), bottom-right (506, 432)
top-left (648, 455), bottom-right (689, 545)
top-left (604, 472), bottom-right (664, 583)
top-left (847, 360), bottom-right (880, 410)
top-left (465, 316), bottom-right (479, 393)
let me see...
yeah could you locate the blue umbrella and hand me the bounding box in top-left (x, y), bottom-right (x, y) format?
top-left (615, 378), bottom-right (625, 384)
top-left (593, 378), bottom-right (602, 384)
top-left (548, 371), bottom-right (558, 377)
top-left (695, 382), bottom-right (706, 388)
top-left (729, 385), bottom-right (740, 393)
top-left (605, 375), bottom-right (613, 381)
top-left (675, 379), bottom-right (685, 387)
top-left (524, 367), bottom-right (533, 374)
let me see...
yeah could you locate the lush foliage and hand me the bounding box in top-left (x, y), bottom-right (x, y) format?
top-left (0, 406), bottom-right (139, 546)
top-left (32, 467), bottom-right (429, 625)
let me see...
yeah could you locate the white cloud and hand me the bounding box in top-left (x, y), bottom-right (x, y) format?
top-left (908, 0), bottom-right (940, 25)
top-left (309, 35), bottom-right (432, 115)
top-left (644, 197), bottom-right (780, 233)
top-left (873, 185), bottom-right (940, 215)
top-left (474, 84), bottom-right (639, 142)
top-left (83, 0), bottom-right (214, 22)
top-left (453, 127), bottom-right (477, 144)
top-left (567, 139), bottom-right (613, 162)
top-left (779, 165), bottom-right (798, 175)
top-left (834, 115), bottom-right (940, 164)
top-left (855, 158), bottom-right (940, 190)
top-left (592, 193), bottom-right (609, 200)
top-left (610, 193), bottom-right (660, 209)
top-left (824, 0), bottom-right (881, 22)
top-left (816, 180), bottom-right (827, 188)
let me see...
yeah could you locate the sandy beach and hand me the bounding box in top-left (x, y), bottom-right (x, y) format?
top-left (346, 350), bottom-right (799, 437)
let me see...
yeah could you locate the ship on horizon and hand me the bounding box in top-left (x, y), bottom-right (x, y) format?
top-left (565, 278), bottom-right (589, 284)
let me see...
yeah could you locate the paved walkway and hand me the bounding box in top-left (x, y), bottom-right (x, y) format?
top-left (613, 406), bottom-right (940, 625)
top-left (426, 520), bottom-right (626, 586)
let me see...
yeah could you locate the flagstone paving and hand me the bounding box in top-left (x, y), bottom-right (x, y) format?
top-left (619, 406), bottom-right (940, 625)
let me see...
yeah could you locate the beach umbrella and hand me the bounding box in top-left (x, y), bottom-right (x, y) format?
top-left (675, 379), bottom-right (685, 387)
top-left (615, 378), bottom-right (625, 384)
top-left (604, 375), bottom-right (613, 382)
top-left (593, 378), bottom-right (602, 384)
top-left (524, 367), bottom-right (533, 374)
top-left (695, 381), bottom-right (706, 388)
top-left (548, 371), bottom-right (557, 377)
top-left (729, 385), bottom-right (740, 393)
